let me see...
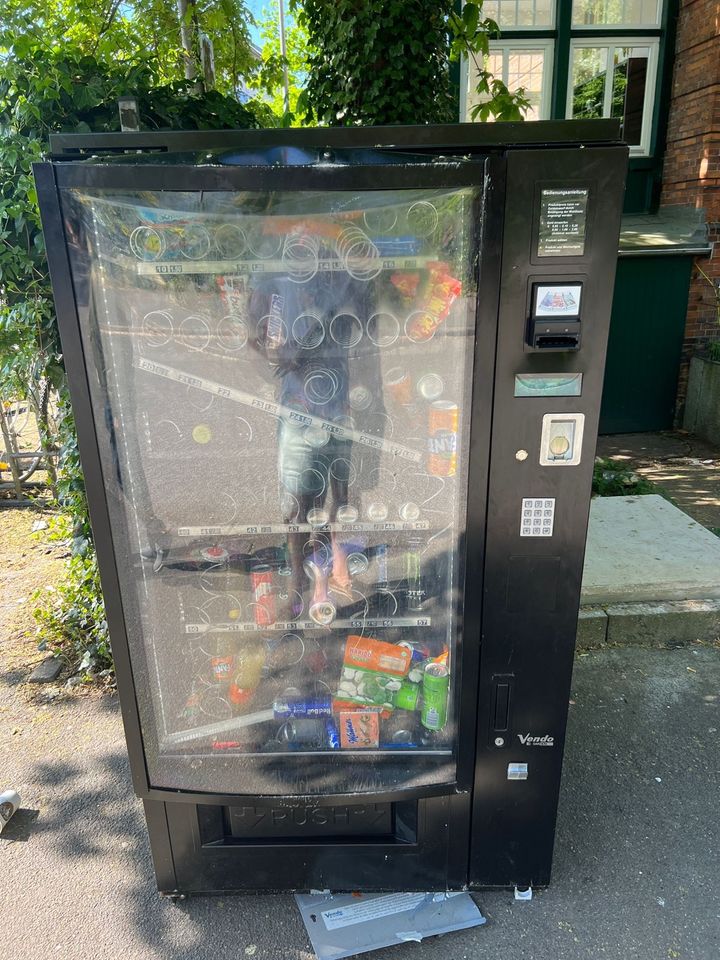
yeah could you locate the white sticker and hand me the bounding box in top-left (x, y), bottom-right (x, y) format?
top-left (322, 893), bottom-right (460, 930)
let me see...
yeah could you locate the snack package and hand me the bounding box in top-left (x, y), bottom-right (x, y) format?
top-left (339, 710), bottom-right (380, 749)
top-left (343, 635), bottom-right (412, 677)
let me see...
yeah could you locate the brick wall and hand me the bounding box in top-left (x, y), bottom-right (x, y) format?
top-left (660, 0), bottom-right (720, 418)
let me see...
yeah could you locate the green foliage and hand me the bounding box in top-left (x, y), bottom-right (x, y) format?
top-left (0, 39), bottom-right (267, 674)
top-left (0, 47), bottom-right (265, 139)
top-left (592, 458), bottom-right (657, 497)
top-left (0, 0), bottom-right (259, 99)
top-left (449, 1), bottom-right (531, 122)
top-left (294, 0), bottom-right (456, 125)
top-left (294, 0), bottom-right (529, 126)
top-left (33, 517), bottom-right (112, 678)
top-left (247, 1), bottom-right (309, 124)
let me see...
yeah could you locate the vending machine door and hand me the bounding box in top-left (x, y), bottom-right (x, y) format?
top-left (39, 150), bottom-right (496, 803)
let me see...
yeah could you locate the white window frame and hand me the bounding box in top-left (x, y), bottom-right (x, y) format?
top-left (571, 0), bottom-right (662, 29)
top-left (565, 36), bottom-right (659, 156)
top-left (482, 0), bottom-right (556, 30)
top-left (461, 39), bottom-right (555, 123)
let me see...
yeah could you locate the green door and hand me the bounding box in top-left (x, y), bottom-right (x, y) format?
top-left (600, 254), bottom-right (693, 434)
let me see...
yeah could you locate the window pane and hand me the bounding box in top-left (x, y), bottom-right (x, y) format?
top-left (571, 47), bottom-right (608, 119)
top-left (612, 46), bottom-right (649, 145)
top-left (466, 46), bottom-right (549, 122)
top-left (507, 50), bottom-right (547, 121)
top-left (484, 0), bottom-right (554, 27)
top-left (572, 0), bottom-right (660, 27)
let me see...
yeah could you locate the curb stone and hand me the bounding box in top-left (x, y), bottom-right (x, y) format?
top-left (577, 599), bottom-right (720, 649)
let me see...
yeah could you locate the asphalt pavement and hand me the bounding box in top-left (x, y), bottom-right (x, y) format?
top-left (2, 646), bottom-right (719, 960)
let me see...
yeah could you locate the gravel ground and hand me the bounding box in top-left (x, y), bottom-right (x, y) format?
top-left (2, 645), bottom-right (718, 960)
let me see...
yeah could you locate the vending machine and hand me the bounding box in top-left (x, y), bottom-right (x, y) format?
top-left (35, 121), bottom-right (626, 895)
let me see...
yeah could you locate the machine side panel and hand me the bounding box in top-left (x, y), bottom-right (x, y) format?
top-left (469, 144), bottom-right (627, 887)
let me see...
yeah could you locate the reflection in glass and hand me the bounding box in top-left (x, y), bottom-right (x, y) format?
top-left (572, 0), bottom-right (660, 27)
top-left (62, 185), bottom-right (481, 794)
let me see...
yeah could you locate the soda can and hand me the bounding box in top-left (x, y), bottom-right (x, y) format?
top-left (428, 401), bottom-right (459, 477)
top-left (0, 790), bottom-right (21, 833)
top-left (399, 501), bottom-right (421, 522)
top-left (417, 373), bottom-right (444, 402)
top-left (404, 539), bottom-right (425, 611)
top-left (250, 563), bottom-right (275, 626)
top-left (273, 697), bottom-right (333, 719)
top-left (210, 654), bottom-right (234, 682)
top-left (326, 718), bottom-right (341, 750)
top-left (394, 680), bottom-right (420, 711)
top-left (398, 640), bottom-right (431, 663)
top-left (201, 545), bottom-right (229, 566)
top-left (280, 718), bottom-right (326, 745)
top-left (421, 662), bottom-right (450, 731)
top-left (384, 367), bottom-right (413, 406)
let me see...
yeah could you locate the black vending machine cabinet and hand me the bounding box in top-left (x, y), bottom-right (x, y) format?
top-left (35, 121), bottom-right (627, 895)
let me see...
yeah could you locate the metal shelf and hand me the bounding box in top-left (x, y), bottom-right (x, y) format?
top-left (176, 520), bottom-right (431, 536)
top-left (183, 615), bottom-right (432, 634)
top-left (135, 255), bottom-right (439, 277)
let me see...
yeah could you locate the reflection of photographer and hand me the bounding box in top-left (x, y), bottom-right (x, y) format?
top-left (249, 268), bottom-right (385, 623)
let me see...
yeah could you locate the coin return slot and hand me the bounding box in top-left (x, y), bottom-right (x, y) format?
top-left (539, 414), bottom-right (585, 467)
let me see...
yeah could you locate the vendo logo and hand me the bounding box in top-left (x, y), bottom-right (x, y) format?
top-left (517, 733), bottom-right (555, 747)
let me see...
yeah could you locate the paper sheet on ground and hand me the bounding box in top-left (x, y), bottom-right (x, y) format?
top-left (295, 891), bottom-right (486, 960)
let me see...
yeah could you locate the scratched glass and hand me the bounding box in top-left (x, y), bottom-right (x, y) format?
top-left (61, 186), bottom-right (482, 794)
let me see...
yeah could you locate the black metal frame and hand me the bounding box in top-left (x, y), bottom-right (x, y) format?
top-left (48, 119), bottom-right (621, 158)
top-left (34, 124), bottom-right (627, 894)
top-left (35, 153), bottom-right (496, 810)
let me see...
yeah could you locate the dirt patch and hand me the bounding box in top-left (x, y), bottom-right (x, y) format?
top-left (0, 508), bottom-right (66, 682)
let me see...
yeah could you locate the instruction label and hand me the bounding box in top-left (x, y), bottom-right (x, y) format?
top-left (537, 188), bottom-right (588, 257)
top-left (322, 893), bottom-right (432, 930)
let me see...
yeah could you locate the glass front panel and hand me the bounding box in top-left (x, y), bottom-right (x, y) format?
top-left (572, 0), bottom-right (660, 26)
top-left (63, 180), bottom-right (483, 794)
top-left (484, 0), bottom-right (554, 27)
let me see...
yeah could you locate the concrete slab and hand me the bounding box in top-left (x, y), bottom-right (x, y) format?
top-left (581, 494), bottom-right (720, 604)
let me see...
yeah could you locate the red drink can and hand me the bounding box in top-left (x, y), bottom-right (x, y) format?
top-left (427, 401), bottom-right (458, 477)
top-left (250, 563), bottom-right (275, 626)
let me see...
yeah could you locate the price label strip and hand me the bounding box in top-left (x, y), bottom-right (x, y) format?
top-left (184, 617), bottom-right (432, 634)
top-left (164, 709), bottom-right (275, 746)
top-left (135, 357), bottom-right (421, 463)
top-left (136, 256), bottom-right (434, 277)
top-left (176, 521), bottom-right (430, 537)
